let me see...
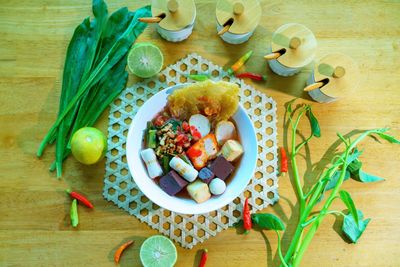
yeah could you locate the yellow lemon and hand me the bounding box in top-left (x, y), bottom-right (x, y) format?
top-left (71, 127), bottom-right (107, 165)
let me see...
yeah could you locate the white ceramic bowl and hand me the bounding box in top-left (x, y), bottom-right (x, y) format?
top-left (126, 84), bottom-right (257, 214)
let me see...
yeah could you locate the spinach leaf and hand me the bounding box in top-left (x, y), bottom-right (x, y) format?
top-left (251, 213), bottom-right (285, 231)
top-left (342, 210), bottom-right (370, 243)
top-left (339, 190), bottom-right (359, 226)
top-left (306, 107), bottom-right (321, 137)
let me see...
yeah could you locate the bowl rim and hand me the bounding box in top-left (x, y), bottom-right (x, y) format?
top-left (126, 83), bottom-right (257, 214)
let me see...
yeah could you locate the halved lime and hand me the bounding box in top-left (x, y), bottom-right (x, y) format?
top-left (140, 235), bottom-right (177, 267)
top-left (128, 42), bottom-right (164, 78)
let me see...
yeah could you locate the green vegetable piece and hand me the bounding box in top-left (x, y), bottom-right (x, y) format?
top-left (306, 108), bottom-right (321, 137)
top-left (186, 74), bottom-right (210, 81)
top-left (339, 190), bottom-right (359, 226)
top-left (162, 155), bottom-right (171, 174)
top-left (160, 119), bottom-right (181, 130)
top-left (251, 213), bottom-right (285, 231)
top-left (342, 210), bottom-right (370, 243)
top-left (70, 199), bottom-right (79, 228)
top-left (147, 130), bottom-right (157, 149)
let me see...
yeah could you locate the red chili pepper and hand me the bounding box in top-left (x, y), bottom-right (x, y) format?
top-left (280, 147), bottom-right (288, 175)
top-left (114, 240), bottom-right (134, 263)
top-left (243, 197), bottom-right (252, 234)
top-left (66, 189), bottom-right (94, 209)
top-left (190, 126), bottom-right (202, 140)
top-left (182, 121), bottom-right (190, 132)
top-left (235, 72), bottom-right (267, 81)
top-left (198, 249), bottom-right (208, 267)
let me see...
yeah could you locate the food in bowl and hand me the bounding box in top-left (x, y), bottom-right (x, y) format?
top-left (139, 81), bottom-right (244, 203)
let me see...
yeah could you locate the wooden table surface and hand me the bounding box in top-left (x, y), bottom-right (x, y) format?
top-left (1, 0), bottom-right (399, 266)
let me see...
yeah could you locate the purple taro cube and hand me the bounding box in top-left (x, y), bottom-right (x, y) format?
top-left (198, 167), bottom-right (215, 184)
top-left (159, 170), bottom-right (188, 196)
top-left (209, 155), bottom-right (235, 181)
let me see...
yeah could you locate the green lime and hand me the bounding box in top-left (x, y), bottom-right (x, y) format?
top-left (70, 127), bottom-right (107, 165)
top-left (140, 235), bottom-right (177, 267)
top-left (128, 42), bottom-right (164, 78)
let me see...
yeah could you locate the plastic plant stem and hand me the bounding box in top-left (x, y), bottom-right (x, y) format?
top-left (275, 230), bottom-right (288, 267)
top-left (66, 189), bottom-right (94, 209)
top-left (114, 240), bottom-right (134, 263)
top-left (186, 74), bottom-right (210, 81)
top-left (198, 249), bottom-right (208, 267)
top-left (227, 50), bottom-right (253, 75)
top-left (70, 199), bottom-right (79, 227)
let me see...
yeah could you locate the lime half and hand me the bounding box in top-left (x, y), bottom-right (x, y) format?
top-left (140, 235), bottom-right (177, 267)
top-left (128, 42), bottom-right (163, 78)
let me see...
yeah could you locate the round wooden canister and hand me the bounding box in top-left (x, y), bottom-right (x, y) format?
top-left (152, 0), bottom-right (196, 42)
top-left (265, 23), bottom-right (317, 76)
top-left (215, 0), bottom-right (261, 44)
top-left (305, 53), bottom-right (359, 103)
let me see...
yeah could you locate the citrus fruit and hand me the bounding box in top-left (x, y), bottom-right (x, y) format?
top-left (140, 235), bottom-right (177, 267)
top-left (70, 127), bottom-right (107, 165)
top-left (127, 42), bottom-right (164, 78)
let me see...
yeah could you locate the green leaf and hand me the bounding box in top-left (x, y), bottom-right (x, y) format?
top-left (286, 98), bottom-right (297, 114)
top-left (232, 219), bottom-right (243, 228)
top-left (306, 107), bottom-right (321, 137)
top-left (374, 131), bottom-right (400, 144)
top-left (358, 170), bottom-right (385, 183)
top-left (342, 210), bottom-right (370, 243)
top-left (326, 170), bottom-right (351, 191)
top-left (348, 159), bottom-right (385, 183)
top-left (251, 213), bottom-right (285, 231)
top-left (339, 190), bottom-right (359, 226)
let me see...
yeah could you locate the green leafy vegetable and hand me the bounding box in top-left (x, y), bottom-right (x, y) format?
top-left (251, 213), bottom-right (285, 231)
top-left (36, 0), bottom-right (151, 177)
top-left (339, 190), bottom-right (359, 226)
top-left (306, 107), bottom-right (321, 137)
top-left (263, 99), bottom-right (399, 267)
top-left (342, 210), bottom-right (371, 243)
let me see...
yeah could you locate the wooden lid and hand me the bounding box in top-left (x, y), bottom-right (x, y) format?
top-left (216, 0), bottom-right (261, 35)
top-left (152, 0), bottom-right (196, 31)
top-left (314, 53), bottom-right (359, 98)
top-left (271, 23), bottom-right (317, 68)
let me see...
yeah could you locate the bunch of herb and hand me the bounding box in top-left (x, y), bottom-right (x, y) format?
top-left (36, 0), bottom-right (151, 177)
top-left (237, 99), bottom-right (399, 266)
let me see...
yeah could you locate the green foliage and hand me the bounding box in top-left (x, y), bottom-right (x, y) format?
top-left (342, 210), bottom-right (371, 243)
top-left (37, 0), bottom-right (151, 176)
top-left (251, 213), bottom-right (285, 231)
top-left (339, 190), bottom-right (359, 226)
top-left (306, 107), bottom-right (321, 137)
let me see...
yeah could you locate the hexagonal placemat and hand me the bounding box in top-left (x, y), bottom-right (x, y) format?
top-left (103, 53), bottom-right (278, 249)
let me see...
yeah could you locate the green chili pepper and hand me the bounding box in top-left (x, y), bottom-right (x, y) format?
top-left (227, 50), bottom-right (253, 75)
top-left (70, 199), bottom-right (79, 227)
top-left (186, 74), bottom-right (210, 81)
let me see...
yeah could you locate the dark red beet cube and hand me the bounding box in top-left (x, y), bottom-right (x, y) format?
top-left (209, 155), bottom-right (235, 181)
top-left (198, 167), bottom-right (215, 184)
top-left (159, 170), bottom-right (188, 196)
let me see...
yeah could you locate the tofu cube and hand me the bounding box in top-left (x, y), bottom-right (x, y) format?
top-left (187, 180), bottom-right (211, 203)
top-left (187, 134), bottom-right (219, 170)
top-left (159, 170), bottom-right (188, 196)
top-left (198, 167), bottom-right (215, 184)
top-left (209, 155), bottom-right (235, 181)
top-left (220, 140), bottom-right (243, 162)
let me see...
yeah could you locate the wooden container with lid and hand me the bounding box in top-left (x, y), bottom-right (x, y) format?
top-left (264, 23), bottom-right (317, 76)
top-left (215, 0), bottom-right (261, 44)
top-left (151, 0), bottom-right (196, 42)
top-left (305, 53), bottom-right (359, 103)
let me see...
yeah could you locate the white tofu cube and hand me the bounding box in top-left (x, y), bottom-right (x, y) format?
top-left (220, 140), bottom-right (243, 162)
top-left (187, 180), bottom-right (211, 203)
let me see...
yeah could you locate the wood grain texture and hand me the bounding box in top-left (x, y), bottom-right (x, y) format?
top-left (0, 0), bottom-right (399, 266)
